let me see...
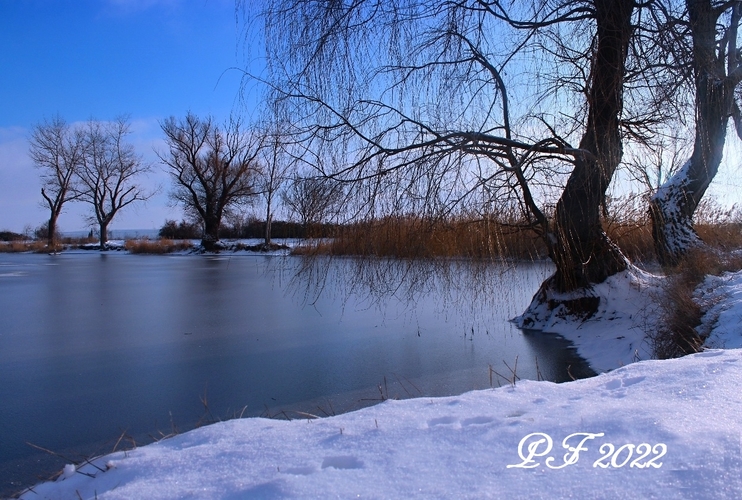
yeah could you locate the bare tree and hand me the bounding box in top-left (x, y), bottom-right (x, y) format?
top-left (282, 175), bottom-right (343, 236)
top-left (76, 118), bottom-right (152, 249)
top-left (650, 0), bottom-right (742, 266)
top-left (258, 120), bottom-right (294, 246)
top-left (29, 116), bottom-right (84, 247)
top-left (158, 113), bottom-right (261, 250)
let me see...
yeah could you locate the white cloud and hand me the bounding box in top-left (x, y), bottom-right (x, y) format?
top-left (0, 127), bottom-right (47, 232)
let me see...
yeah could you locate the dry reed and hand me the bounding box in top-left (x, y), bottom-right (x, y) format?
top-left (124, 238), bottom-right (194, 254)
top-left (0, 241), bottom-right (56, 253)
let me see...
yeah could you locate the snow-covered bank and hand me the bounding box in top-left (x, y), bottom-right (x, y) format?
top-left (20, 347), bottom-right (742, 499)
top-left (513, 265), bottom-right (742, 374)
top-left (67, 238), bottom-right (299, 255)
top-left (515, 266), bottom-right (663, 373)
top-left (697, 271), bottom-right (742, 349)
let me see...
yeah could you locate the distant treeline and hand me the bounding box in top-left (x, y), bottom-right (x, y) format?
top-left (0, 231), bottom-right (25, 242)
top-left (158, 219), bottom-right (338, 240)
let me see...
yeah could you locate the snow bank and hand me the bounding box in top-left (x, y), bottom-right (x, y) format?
top-left (698, 271), bottom-right (742, 349)
top-left (515, 266), bottom-right (663, 373)
top-left (20, 348), bottom-right (742, 499)
top-left (79, 240), bottom-right (126, 251)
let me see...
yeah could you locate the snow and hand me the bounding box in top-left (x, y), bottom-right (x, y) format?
top-left (19, 348), bottom-right (742, 499)
top-left (78, 240), bottom-right (126, 251)
top-left (649, 159), bottom-right (703, 257)
top-left (66, 238), bottom-right (300, 255)
top-left (697, 271), bottom-right (742, 349)
top-left (515, 265), bottom-right (662, 373)
top-left (17, 269), bottom-right (742, 499)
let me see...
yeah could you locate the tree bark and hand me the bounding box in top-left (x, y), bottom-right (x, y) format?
top-left (650, 0), bottom-right (739, 267)
top-left (99, 221), bottom-right (109, 250)
top-left (518, 0), bottom-right (635, 327)
top-left (47, 214), bottom-right (59, 247)
top-left (265, 209), bottom-right (273, 246)
top-left (550, 0), bottom-right (633, 292)
top-left (202, 214), bottom-right (221, 250)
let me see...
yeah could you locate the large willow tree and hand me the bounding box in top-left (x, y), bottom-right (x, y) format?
top-left (248, 0), bottom-right (642, 320)
top-left (650, 0), bottom-right (742, 266)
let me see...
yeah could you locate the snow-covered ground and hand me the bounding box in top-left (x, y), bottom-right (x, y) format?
top-left (70, 238), bottom-right (301, 255)
top-left (17, 270), bottom-right (742, 499)
top-left (697, 271), bottom-right (742, 350)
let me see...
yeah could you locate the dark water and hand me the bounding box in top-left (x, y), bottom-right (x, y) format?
top-left (0, 253), bottom-right (593, 495)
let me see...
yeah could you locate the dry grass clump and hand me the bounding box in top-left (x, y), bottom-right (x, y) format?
top-left (124, 238), bottom-right (193, 254)
top-left (652, 247), bottom-right (742, 359)
top-left (0, 241), bottom-right (55, 253)
top-left (696, 223), bottom-right (742, 251)
top-left (602, 221), bottom-right (742, 264)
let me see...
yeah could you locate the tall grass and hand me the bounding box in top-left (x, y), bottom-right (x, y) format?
top-left (0, 241), bottom-right (58, 253)
top-left (124, 238), bottom-right (194, 254)
top-left (296, 216), bottom-right (742, 262)
top-left (0, 235), bottom-right (97, 253)
top-left (296, 195), bottom-right (742, 262)
top-left (298, 216), bottom-right (548, 260)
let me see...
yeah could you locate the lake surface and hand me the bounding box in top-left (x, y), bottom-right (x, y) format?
top-left (0, 252), bottom-right (593, 495)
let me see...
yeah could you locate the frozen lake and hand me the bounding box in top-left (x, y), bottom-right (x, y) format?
top-left (0, 252), bottom-right (592, 495)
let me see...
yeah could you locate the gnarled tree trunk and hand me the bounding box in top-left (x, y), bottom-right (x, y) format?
top-left (47, 211), bottom-right (60, 248)
top-left (550, 0), bottom-right (633, 292)
top-left (99, 220), bottom-right (110, 250)
top-left (650, 0), bottom-right (742, 267)
top-left (519, 0), bottom-right (634, 326)
top-left (202, 212), bottom-right (222, 251)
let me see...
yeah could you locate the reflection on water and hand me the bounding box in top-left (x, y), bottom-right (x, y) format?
top-left (0, 253), bottom-right (593, 495)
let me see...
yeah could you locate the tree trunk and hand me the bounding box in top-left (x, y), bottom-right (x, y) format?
top-left (650, 0), bottom-right (737, 267)
top-left (99, 221), bottom-right (109, 250)
top-left (47, 213), bottom-right (59, 247)
top-left (265, 202), bottom-right (273, 246)
top-left (550, 0), bottom-right (633, 292)
top-left (202, 214), bottom-right (220, 251)
top-left (518, 1), bottom-right (634, 327)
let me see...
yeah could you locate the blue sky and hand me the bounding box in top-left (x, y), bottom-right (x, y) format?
top-left (0, 0), bottom-right (263, 232)
top-left (1, 1), bottom-right (740, 234)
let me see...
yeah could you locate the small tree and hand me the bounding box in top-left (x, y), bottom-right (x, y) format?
top-left (258, 121), bottom-right (294, 245)
top-left (29, 116), bottom-right (84, 247)
top-left (159, 113), bottom-right (261, 250)
top-left (282, 175), bottom-right (343, 236)
top-left (76, 118), bottom-right (152, 249)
